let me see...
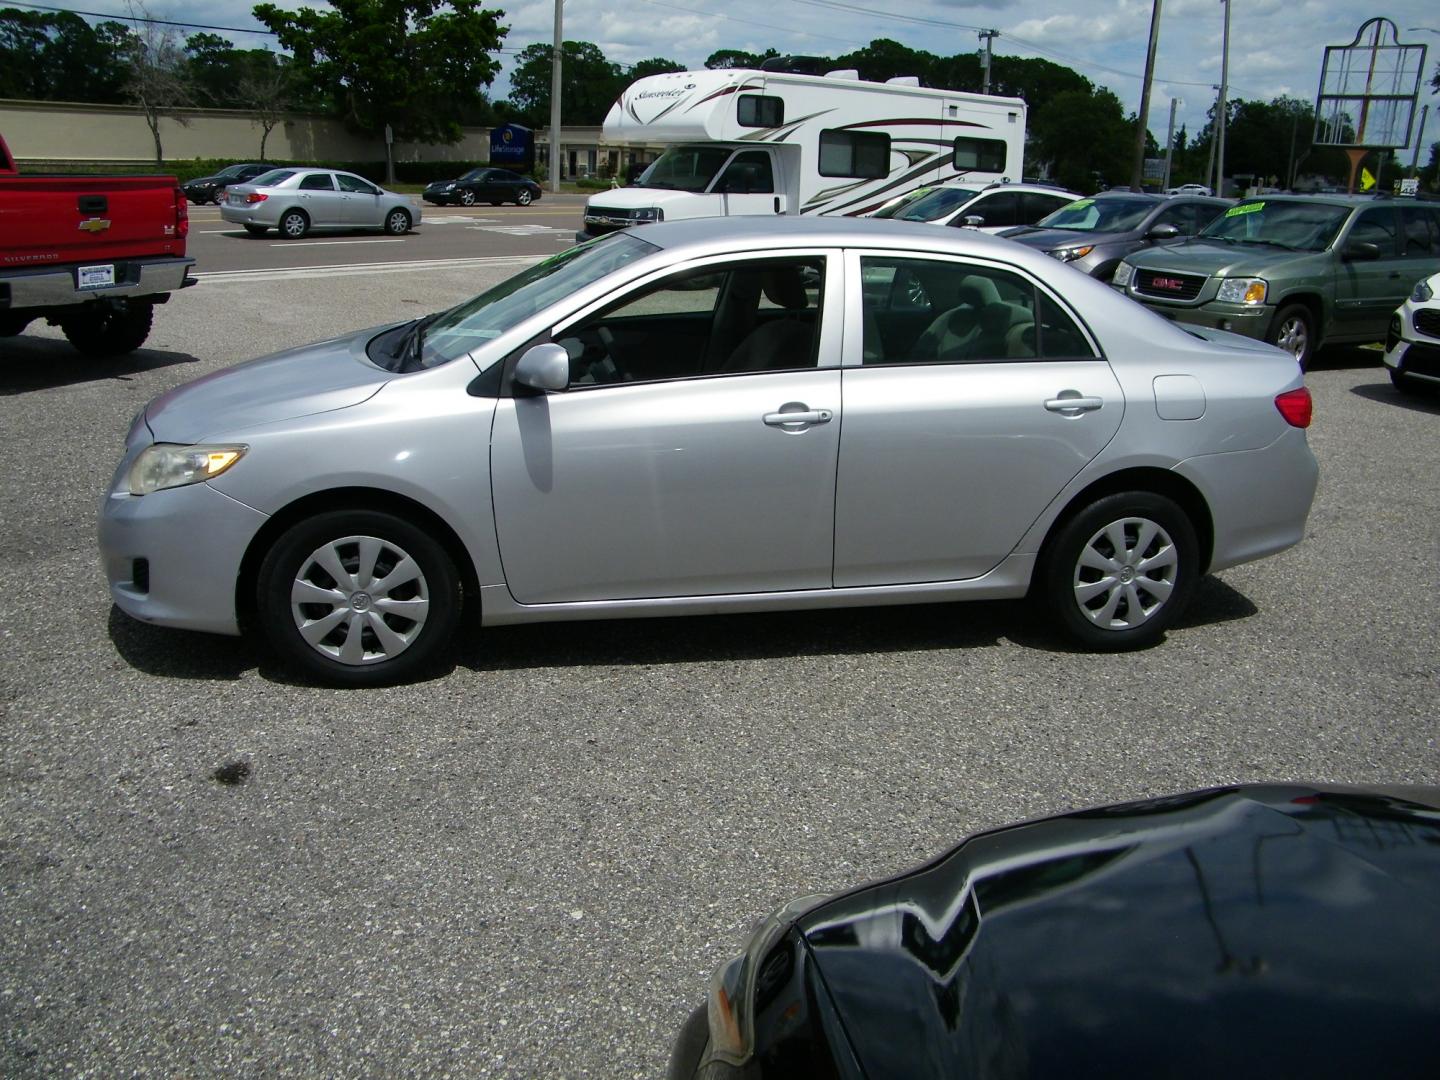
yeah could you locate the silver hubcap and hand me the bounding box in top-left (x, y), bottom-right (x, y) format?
top-left (518, 192), bottom-right (530, 204)
top-left (388, 212), bottom-right (407, 232)
top-left (1275, 316), bottom-right (1308, 360)
top-left (1073, 516), bottom-right (1178, 630)
top-left (290, 534), bottom-right (429, 666)
top-left (460, 190), bottom-right (474, 205)
top-left (283, 215), bottom-right (304, 237)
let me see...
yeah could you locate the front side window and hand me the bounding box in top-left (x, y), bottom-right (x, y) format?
top-left (636, 146), bottom-right (733, 192)
top-left (557, 256), bottom-right (827, 385)
top-left (299, 173), bottom-right (335, 191)
top-left (861, 256), bottom-right (1096, 365)
top-left (715, 151), bottom-right (774, 194)
top-left (336, 173), bottom-right (379, 195)
top-left (1347, 207), bottom-right (1398, 256)
top-left (953, 136), bottom-right (1007, 173)
top-left (1153, 203), bottom-right (1199, 233)
top-left (951, 191), bottom-right (1019, 229)
top-left (738, 94), bottom-right (784, 128)
top-left (1022, 192), bottom-right (1074, 225)
top-left (819, 130), bottom-right (890, 179)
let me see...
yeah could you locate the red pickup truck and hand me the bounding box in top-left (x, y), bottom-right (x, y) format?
top-left (0, 132), bottom-right (195, 356)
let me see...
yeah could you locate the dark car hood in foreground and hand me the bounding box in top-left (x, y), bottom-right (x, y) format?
top-left (145, 329), bottom-right (394, 443)
top-left (798, 784), bottom-right (1440, 1080)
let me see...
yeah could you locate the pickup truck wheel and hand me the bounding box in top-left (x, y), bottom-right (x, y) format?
top-left (1267, 304), bottom-right (1315, 370)
top-left (61, 304), bottom-right (154, 357)
top-left (243, 224), bottom-right (268, 236)
top-left (279, 209), bottom-right (310, 239)
top-left (0, 314), bottom-right (32, 337)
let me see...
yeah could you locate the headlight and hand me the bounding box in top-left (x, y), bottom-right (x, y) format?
top-left (1048, 245), bottom-right (1094, 263)
top-left (1216, 277), bottom-right (1268, 304)
top-left (1112, 262), bottom-right (1135, 287)
top-left (1413, 278), bottom-right (1435, 303)
top-left (128, 443), bottom-right (247, 495)
top-left (632, 207), bottom-right (664, 222)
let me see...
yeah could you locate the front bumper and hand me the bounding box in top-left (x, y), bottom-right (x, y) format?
top-left (1, 256), bottom-right (195, 310)
top-left (1131, 296), bottom-right (1274, 341)
top-left (100, 481), bottom-right (269, 636)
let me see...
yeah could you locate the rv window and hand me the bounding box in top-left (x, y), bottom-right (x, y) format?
top-left (953, 137), bottom-right (1007, 173)
top-left (738, 95), bottom-right (784, 128)
top-left (819, 130), bottom-right (890, 179)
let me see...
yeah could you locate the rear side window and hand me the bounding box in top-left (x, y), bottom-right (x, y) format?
top-left (1400, 206), bottom-right (1440, 255)
top-left (819, 130), bottom-right (890, 179)
top-left (953, 136), bottom-right (1007, 173)
top-left (738, 94), bottom-right (784, 128)
top-left (1022, 192), bottom-right (1072, 225)
top-left (299, 173), bottom-right (335, 191)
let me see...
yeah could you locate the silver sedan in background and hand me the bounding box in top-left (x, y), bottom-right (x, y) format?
top-left (219, 168), bottom-right (419, 239)
top-left (99, 218), bottom-right (1318, 686)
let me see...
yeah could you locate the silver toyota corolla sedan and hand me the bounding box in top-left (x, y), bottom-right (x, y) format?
top-left (99, 218), bottom-right (1318, 686)
top-left (219, 167), bottom-right (419, 239)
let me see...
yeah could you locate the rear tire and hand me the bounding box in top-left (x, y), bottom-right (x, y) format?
top-left (1039, 491), bottom-right (1198, 651)
top-left (60, 303), bottom-right (154, 357)
top-left (279, 209), bottom-right (309, 239)
top-left (1267, 303), bottom-right (1315, 371)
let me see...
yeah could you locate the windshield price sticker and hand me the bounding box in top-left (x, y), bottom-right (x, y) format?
top-left (1225, 202), bottom-right (1265, 218)
top-left (1068, 198), bottom-right (1095, 210)
top-left (77, 264), bottom-right (116, 289)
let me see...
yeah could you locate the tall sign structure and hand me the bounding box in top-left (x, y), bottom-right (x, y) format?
top-left (1313, 18), bottom-right (1427, 193)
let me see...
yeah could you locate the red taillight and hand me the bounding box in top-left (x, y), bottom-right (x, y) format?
top-left (1275, 387), bottom-right (1312, 428)
top-left (173, 185), bottom-right (189, 238)
top-left (244, 192), bottom-right (268, 205)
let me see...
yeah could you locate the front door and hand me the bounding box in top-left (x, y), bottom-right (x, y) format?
top-left (490, 252), bottom-right (840, 604)
top-left (713, 150), bottom-right (785, 217)
top-left (1334, 205), bottom-right (1405, 339)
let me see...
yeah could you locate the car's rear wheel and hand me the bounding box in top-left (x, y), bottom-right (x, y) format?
top-left (256, 510), bottom-right (461, 686)
top-left (243, 224), bottom-right (268, 236)
top-left (279, 209), bottom-right (309, 239)
top-left (516, 189), bottom-right (533, 206)
top-left (384, 208), bottom-right (412, 235)
top-left (459, 189), bottom-right (476, 206)
top-left (59, 303), bottom-right (154, 357)
top-left (1040, 491), bottom-right (1198, 651)
top-left (1267, 303), bottom-right (1315, 370)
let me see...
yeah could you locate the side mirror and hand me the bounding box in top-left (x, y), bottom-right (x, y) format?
top-left (956, 214), bottom-right (986, 229)
top-left (1148, 223), bottom-right (1181, 240)
top-left (514, 343), bottom-right (570, 392)
top-left (1342, 241), bottom-right (1381, 262)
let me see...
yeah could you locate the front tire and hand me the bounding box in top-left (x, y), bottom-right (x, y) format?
top-left (1267, 303), bottom-right (1315, 371)
top-left (1389, 368), bottom-right (1424, 395)
top-left (256, 510), bottom-right (461, 686)
top-left (515, 189), bottom-right (533, 206)
top-left (384, 208), bottom-right (412, 235)
top-left (60, 303), bottom-right (154, 357)
top-left (1040, 491), bottom-right (1198, 651)
top-left (279, 209), bottom-right (310, 239)
top-left (458, 188), bottom-right (476, 206)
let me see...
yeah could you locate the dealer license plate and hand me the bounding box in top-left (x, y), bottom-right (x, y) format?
top-left (77, 264), bottom-right (116, 290)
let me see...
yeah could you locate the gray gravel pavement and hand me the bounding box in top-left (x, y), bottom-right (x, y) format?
top-left (1, 266), bottom-right (1437, 1077)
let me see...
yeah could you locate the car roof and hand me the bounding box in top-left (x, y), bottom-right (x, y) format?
top-left (1239, 192), bottom-right (1391, 209)
top-left (934, 180), bottom-right (1074, 195)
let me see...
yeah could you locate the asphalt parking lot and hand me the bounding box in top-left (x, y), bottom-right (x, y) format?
top-left (1, 244), bottom-right (1438, 1077)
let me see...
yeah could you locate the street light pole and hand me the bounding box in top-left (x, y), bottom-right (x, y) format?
top-left (978, 29), bottom-right (997, 95)
top-left (1215, 0), bottom-right (1230, 194)
top-left (548, 0), bottom-right (562, 195)
top-left (1162, 96), bottom-right (1181, 190)
top-left (1130, 0), bottom-right (1163, 191)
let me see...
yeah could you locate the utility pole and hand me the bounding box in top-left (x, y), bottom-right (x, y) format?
top-left (1162, 96), bottom-right (1181, 190)
top-left (1215, 0), bottom-right (1230, 195)
top-left (978, 29), bottom-right (997, 95)
top-left (1130, 0), bottom-right (1163, 191)
top-left (548, 0), bottom-right (562, 195)
top-left (1205, 84), bottom-right (1220, 192)
top-left (1411, 104), bottom-right (1430, 173)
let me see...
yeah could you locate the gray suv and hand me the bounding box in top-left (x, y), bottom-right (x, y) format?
top-left (999, 192), bottom-right (1231, 280)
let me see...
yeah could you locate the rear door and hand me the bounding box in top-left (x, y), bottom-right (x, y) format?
top-left (295, 171), bottom-right (343, 226)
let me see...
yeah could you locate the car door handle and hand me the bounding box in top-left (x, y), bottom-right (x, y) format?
top-left (764, 407), bottom-right (833, 427)
top-left (1045, 394), bottom-right (1103, 415)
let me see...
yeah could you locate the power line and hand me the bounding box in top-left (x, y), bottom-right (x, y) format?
top-left (629, 0), bottom-right (870, 48)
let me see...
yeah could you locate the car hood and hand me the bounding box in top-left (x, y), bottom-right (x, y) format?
top-left (797, 784), bottom-right (1440, 1079)
top-left (186, 175), bottom-right (224, 187)
top-left (586, 188), bottom-right (715, 212)
top-left (1001, 226), bottom-right (1130, 251)
top-left (1128, 238), bottom-right (1323, 277)
top-left (144, 328), bottom-right (394, 443)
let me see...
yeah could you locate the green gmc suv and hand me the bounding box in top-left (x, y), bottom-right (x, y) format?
top-left (1113, 194), bottom-right (1440, 368)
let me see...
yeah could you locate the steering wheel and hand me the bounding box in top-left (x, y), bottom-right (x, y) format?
top-left (594, 326), bottom-right (633, 382)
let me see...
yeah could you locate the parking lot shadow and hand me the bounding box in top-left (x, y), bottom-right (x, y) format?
top-left (1350, 380), bottom-right (1440, 415)
top-left (0, 337), bottom-right (199, 394)
top-left (1309, 343), bottom-right (1382, 372)
top-left (107, 606), bottom-right (258, 681)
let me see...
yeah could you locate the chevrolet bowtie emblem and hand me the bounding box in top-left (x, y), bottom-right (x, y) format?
top-left (78, 218), bottom-right (112, 233)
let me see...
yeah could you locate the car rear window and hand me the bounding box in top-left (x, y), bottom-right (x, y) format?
top-left (249, 169), bottom-right (296, 187)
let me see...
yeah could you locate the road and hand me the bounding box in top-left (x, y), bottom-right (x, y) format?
top-left (0, 239), bottom-right (1437, 1077)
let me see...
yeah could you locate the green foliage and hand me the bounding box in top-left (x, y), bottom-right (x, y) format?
top-left (508, 40), bottom-right (624, 126)
top-left (0, 8), bottom-right (130, 102)
top-left (1029, 88), bottom-right (1132, 191)
top-left (253, 0), bottom-right (507, 143)
top-left (704, 48), bottom-right (778, 70)
top-left (629, 57), bottom-right (685, 81)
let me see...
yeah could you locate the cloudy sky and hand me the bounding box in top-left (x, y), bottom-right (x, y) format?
top-left (59, 0), bottom-right (1440, 154)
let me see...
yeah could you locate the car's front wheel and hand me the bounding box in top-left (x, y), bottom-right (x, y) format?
top-left (1389, 368), bottom-right (1425, 395)
top-left (256, 510), bottom-right (461, 686)
top-left (516, 189), bottom-right (533, 206)
top-left (384, 208), bottom-right (412, 235)
top-left (1040, 491), bottom-right (1198, 651)
top-left (458, 189), bottom-right (476, 206)
top-left (279, 209), bottom-right (310, 239)
top-left (1267, 303), bottom-right (1315, 370)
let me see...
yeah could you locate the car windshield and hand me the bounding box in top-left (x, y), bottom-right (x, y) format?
top-left (635, 146), bottom-right (733, 192)
top-left (1036, 196), bottom-right (1156, 232)
top-left (249, 169), bottom-right (296, 187)
top-left (871, 187), bottom-right (937, 219)
top-left (892, 186), bottom-right (981, 222)
top-left (216, 164), bottom-right (252, 179)
top-left (1199, 200), bottom-right (1350, 251)
top-left (371, 233), bottom-right (662, 372)
top-left (459, 169), bottom-right (487, 182)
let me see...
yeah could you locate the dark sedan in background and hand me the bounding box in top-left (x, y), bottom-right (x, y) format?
top-left (182, 162), bottom-right (271, 205)
top-left (422, 168), bottom-right (542, 207)
top-left (1000, 191), bottom-right (1231, 280)
top-left (670, 783), bottom-right (1440, 1079)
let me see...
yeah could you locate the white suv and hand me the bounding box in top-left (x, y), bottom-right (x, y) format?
top-left (1384, 270), bottom-right (1440, 395)
top-left (875, 181), bottom-right (1079, 234)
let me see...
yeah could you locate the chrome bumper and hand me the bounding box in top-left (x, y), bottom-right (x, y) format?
top-left (2, 256), bottom-right (195, 309)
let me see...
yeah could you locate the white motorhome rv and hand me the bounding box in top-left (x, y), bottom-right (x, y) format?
top-left (577, 64), bottom-right (1027, 242)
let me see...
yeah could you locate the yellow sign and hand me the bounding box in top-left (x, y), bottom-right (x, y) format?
top-left (1360, 167), bottom-right (1376, 191)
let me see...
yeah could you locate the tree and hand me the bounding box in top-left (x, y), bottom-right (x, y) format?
top-left (0, 8), bottom-right (130, 102)
top-left (1029, 87), bottom-right (1132, 191)
top-left (253, 0), bottom-right (507, 143)
top-left (834, 39), bottom-right (938, 84)
top-left (121, 0), bottom-right (195, 164)
top-left (508, 41), bottom-right (624, 126)
top-left (628, 56), bottom-right (685, 81)
top-left (704, 48), bottom-right (777, 70)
